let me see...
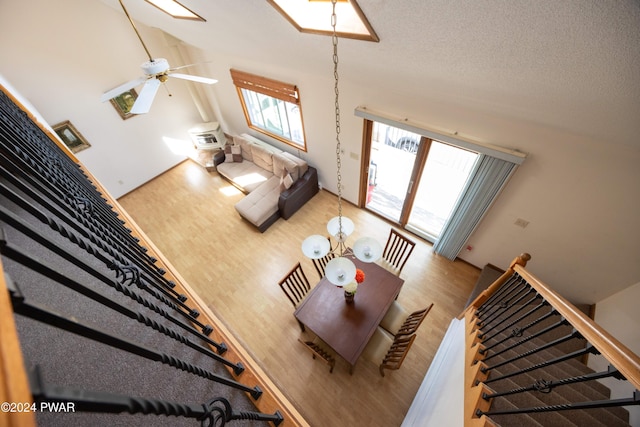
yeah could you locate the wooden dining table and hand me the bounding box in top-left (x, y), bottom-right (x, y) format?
top-left (294, 255), bottom-right (404, 373)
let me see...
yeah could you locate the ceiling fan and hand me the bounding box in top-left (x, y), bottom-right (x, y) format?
top-left (100, 0), bottom-right (217, 114)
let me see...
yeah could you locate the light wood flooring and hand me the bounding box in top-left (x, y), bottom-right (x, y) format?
top-left (117, 160), bottom-right (481, 427)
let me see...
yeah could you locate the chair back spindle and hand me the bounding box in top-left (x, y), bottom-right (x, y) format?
top-left (396, 303), bottom-right (434, 337)
top-left (278, 262), bottom-right (311, 308)
top-left (380, 333), bottom-right (417, 376)
top-left (311, 237), bottom-right (335, 279)
top-left (381, 229), bottom-right (416, 276)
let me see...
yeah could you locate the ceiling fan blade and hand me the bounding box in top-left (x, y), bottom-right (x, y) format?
top-left (168, 61), bottom-right (212, 72)
top-left (100, 76), bottom-right (147, 102)
top-left (170, 73), bottom-right (218, 85)
top-left (130, 78), bottom-right (161, 114)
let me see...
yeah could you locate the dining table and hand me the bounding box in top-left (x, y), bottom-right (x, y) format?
top-left (294, 255), bottom-right (404, 373)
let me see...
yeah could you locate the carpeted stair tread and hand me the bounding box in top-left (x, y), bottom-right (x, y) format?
top-left (483, 330), bottom-right (618, 399)
top-left (485, 377), bottom-right (584, 426)
top-left (486, 359), bottom-right (630, 427)
top-left (487, 395), bottom-right (545, 427)
top-left (484, 338), bottom-right (630, 424)
top-left (480, 328), bottom-right (631, 425)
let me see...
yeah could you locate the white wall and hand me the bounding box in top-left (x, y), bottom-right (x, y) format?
top-left (2, 0), bottom-right (638, 305)
top-left (0, 0), bottom-right (205, 198)
top-left (189, 42), bottom-right (640, 305)
top-left (588, 282), bottom-right (640, 426)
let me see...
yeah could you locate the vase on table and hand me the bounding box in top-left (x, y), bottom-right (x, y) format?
top-left (344, 290), bottom-right (355, 304)
top-left (343, 281), bottom-right (358, 304)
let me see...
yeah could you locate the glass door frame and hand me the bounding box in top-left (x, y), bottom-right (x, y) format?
top-left (358, 119), bottom-right (434, 230)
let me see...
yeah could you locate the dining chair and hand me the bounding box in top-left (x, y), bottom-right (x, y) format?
top-left (380, 228), bottom-right (416, 276)
top-left (362, 327), bottom-right (417, 377)
top-left (380, 302), bottom-right (434, 337)
top-left (278, 262), bottom-right (311, 331)
top-left (311, 236), bottom-right (335, 280)
top-left (298, 335), bottom-right (336, 373)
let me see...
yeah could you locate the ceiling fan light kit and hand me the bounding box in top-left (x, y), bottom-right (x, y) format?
top-left (100, 0), bottom-right (217, 114)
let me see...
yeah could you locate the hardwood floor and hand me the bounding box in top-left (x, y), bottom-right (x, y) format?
top-left (117, 160), bottom-right (481, 427)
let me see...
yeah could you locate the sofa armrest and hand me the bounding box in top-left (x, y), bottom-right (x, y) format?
top-left (278, 166), bottom-right (319, 219)
top-left (213, 149), bottom-right (226, 167)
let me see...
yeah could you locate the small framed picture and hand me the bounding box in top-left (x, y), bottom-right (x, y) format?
top-left (53, 120), bottom-right (91, 154)
top-left (109, 88), bottom-right (138, 120)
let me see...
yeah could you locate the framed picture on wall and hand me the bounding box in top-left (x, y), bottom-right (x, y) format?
top-left (109, 88), bottom-right (138, 120)
top-left (52, 120), bottom-right (91, 154)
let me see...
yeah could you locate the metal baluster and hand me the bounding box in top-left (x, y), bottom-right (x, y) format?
top-left (0, 126), bottom-right (162, 270)
top-left (479, 309), bottom-right (561, 356)
top-left (482, 328), bottom-right (583, 371)
top-left (475, 273), bottom-right (520, 318)
top-left (477, 390), bottom-right (639, 418)
top-left (1, 239), bottom-right (241, 374)
top-left (8, 282), bottom-right (262, 400)
top-left (0, 164), bottom-right (186, 302)
top-left (482, 365), bottom-right (626, 400)
top-left (0, 190), bottom-right (208, 329)
top-left (477, 280), bottom-right (530, 328)
top-left (29, 366), bottom-right (284, 426)
top-left (0, 209), bottom-right (219, 347)
top-left (478, 288), bottom-right (538, 339)
top-left (0, 119), bottom-right (133, 243)
top-left (481, 344), bottom-right (600, 386)
top-left (480, 297), bottom-right (547, 342)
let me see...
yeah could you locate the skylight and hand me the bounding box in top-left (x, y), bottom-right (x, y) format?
top-left (144, 0), bottom-right (205, 21)
top-left (267, 0), bottom-right (379, 42)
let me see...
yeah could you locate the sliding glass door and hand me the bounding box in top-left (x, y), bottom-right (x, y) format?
top-left (365, 123), bottom-right (423, 222)
top-left (406, 141), bottom-right (478, 239)
top-left (363, 121), bottom-right (478, 241)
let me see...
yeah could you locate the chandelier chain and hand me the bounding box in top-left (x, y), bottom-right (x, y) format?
top-left (331, 0), bottom-right (344, 246)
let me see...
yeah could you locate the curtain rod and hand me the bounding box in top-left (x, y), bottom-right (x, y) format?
top-left (354, 106), bottom-right (527, 165)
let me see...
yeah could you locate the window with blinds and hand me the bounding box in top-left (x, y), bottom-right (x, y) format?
top-left (230, 69), bottom-right (307, 151)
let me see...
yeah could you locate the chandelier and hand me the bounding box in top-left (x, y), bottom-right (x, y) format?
top-left (301, 0), bottom-right (382, 286)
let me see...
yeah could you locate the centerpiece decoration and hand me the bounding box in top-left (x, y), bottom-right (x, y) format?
top-left (343, 268), bottom-right (366, 303)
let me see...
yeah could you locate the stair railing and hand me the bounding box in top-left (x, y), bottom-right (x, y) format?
top-left (461, 253), bottom-right (640, 427)
top-left (0, 84), bottom-right (308, 426)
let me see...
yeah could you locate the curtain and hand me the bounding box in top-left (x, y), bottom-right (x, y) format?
top-left (433, 155), bottom-right (517, 260)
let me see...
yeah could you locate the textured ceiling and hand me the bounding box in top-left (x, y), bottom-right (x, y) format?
top-left (99, 0), bottom-right (640, 148)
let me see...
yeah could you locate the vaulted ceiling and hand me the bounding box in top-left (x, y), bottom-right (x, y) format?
top-left (98, 0), bottom-right (640, 149)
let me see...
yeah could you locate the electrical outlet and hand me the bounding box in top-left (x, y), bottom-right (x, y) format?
top-left (514, 218), bottom-right (529, 228)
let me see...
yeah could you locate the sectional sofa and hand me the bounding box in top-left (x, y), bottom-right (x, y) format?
top-left (214, 134), bottom-right (319, 232)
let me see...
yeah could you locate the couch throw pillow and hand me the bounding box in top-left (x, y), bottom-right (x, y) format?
top-left (224, 144), bottom-right (233, 163)
top-left (283, 173), bottom-right (294, 190)
top-left (224, 144), bottom-right (234, 163)
top-left (231, 145), bottom-right (242, 162)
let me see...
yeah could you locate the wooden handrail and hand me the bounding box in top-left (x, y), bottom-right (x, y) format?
top-left (0, 258), bottom-right (36, 427)
top-left (515, 264), bottom-right (640, 391)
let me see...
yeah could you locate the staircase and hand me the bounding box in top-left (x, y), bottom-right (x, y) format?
top-left (464, 254), bottom-right (639, 427)
top-left (480, 318), bottom-right (630, 426)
